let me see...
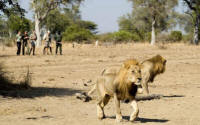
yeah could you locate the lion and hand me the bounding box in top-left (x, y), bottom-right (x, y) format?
top-left (89, 59), bottom-right (142, 122)
top-left (140, 55), bottom-right (167, 95)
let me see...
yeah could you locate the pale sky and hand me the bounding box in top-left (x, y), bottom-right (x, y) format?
top-left (20, 0), bottom-right (132, 33)
top-left (80, 0), bottom-right (132, 33)
top-left (20, 0), bottom-right (185, 33)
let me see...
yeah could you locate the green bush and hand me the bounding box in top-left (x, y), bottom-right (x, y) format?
top-left (97, 33), bottom-right (114, 42)
top-left (169, 31), bottom-right (182, 42)
top-left (62, 25), bottom-right (94, 42)
top-left (97, 31), bottom-right (142, 43)
top-left (132, 33), bottom-right (141, 42)
top-left (112, 31), bottom-right (133, 43)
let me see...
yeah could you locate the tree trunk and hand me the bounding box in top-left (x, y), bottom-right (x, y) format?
top-left (193, 13), bottom-right (200, 45)
top-left (35, 13), bottom-right (42, 46)
top-left (8, 30), bottom-right (12, 38)
top-left (151, 17), bottom-right (156, 45)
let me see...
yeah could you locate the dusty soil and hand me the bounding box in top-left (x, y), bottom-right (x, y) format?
top-left (0, 43), bottom-right (200, 125)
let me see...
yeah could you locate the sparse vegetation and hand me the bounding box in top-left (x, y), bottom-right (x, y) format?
top-left (169, 31), bottom-right (182, 42)
top-left (0, 64), bottom-right (31, 91)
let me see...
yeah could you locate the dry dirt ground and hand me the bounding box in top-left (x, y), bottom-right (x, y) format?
top-left (0, 43), bottom-right (200, 125)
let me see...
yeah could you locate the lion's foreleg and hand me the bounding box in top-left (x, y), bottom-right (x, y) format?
top-left (114, 93), bottom-right (122, 122)
top-left (142, 81), bottom-right (149, 95)
top-left (130, 100), bottom-right (139, 122)
top-left (97, 100), bottom-right (104, 119)
top-left (141, 73), bottom-right (150, 95)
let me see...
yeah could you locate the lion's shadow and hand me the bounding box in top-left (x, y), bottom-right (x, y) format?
top-left (135, 94), bottom-right (185, 101)
top-left (107, 116), bottom-right (169, 123)
top-left (0, 86), bottom-right (82, 99)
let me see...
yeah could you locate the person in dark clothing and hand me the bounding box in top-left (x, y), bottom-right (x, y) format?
top-left (22, 31), bottom-right (29, 55)
top-left (55, 31), bottom-right (62, 55)
top-left (16, 31), bottom-right (22, 55)
top-left (29, 30), bottom-right (37, 55)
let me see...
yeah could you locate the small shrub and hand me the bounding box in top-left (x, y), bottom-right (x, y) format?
top-left (112, 31), bottom-right (133, 43)
top-left (132, 33), bottom-right (141, 41)
top-left (5, 41), bottom-right (14, 47)
top-left (169, 31), bottom-right (182, 42)
top-left (97, 33), bottom-right (114, 42)
top-left (20, 66), bottom-right (32, 89)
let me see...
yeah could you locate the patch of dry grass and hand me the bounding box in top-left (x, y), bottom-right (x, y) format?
top-left (0, 64), bottom-right (31, 91)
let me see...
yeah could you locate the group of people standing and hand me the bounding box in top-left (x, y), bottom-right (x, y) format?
top-left (15, 30), bottom-right (62, 56)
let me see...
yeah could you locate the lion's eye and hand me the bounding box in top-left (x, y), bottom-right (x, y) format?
top-left (132, 70), bottom-right (135, 73)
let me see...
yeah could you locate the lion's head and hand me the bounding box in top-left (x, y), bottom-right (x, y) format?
top-left (117, 59), bottom-right (142, 99)
top-left (145, 55), bottom-right (167, 82)
top-left (150, 55), bottom-right (166, 74)
top-left (121, 59), bottom-right (142, 85)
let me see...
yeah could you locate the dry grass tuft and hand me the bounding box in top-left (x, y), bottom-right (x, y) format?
top-left (20, 66), bottom-right (32, 89)
top-left (0, 64), bottom-right (31, 91)
top-left (156, 43), bottom-right (167, 50)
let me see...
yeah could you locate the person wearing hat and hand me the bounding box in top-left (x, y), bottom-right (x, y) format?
top-left (43, 30), bottom-right (52, 55)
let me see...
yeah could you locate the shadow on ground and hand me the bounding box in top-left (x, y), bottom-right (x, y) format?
top-left (107, 116), bottom-right (169, 123)
top-left (0, 55), bottom-right (16, 58)
top-left (136, 117), bottom-right (169, 123)
top-left (0, 63), bottom-right (82, 98)
top-left (135, 94), bottom-right (185, 101)
top-left (0, 86), bottom-right (82, 98)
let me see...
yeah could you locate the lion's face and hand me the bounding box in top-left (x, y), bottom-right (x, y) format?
top-left (159, 56), bottom-right (167, 73)
top-left (125, 65), bottom-right (142, 85)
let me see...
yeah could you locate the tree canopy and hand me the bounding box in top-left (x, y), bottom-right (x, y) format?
top-left (183, 0), bottom-right (200, 44)
top-left (120, 0), bottom-right (178, 44)
top-left (0, 0), bottom-right (24, 16)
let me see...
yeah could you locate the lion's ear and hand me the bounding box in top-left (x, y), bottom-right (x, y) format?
top-left (122, 63), bottom-right (130, 69)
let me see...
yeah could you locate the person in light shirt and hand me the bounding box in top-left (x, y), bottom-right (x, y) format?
top-left (43, 30), bottom-right (52, 55)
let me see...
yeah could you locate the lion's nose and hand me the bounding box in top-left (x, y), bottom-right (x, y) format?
top-left (138, 78), bottom-right (142, 82)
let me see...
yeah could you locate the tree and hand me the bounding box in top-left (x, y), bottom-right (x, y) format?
top-left (118, 14), bottom-right (146, 40)
top-left (0, 16), bottom-right (8, 37)
top-left (43, 9), bottom-right (71, 34)
top-left (128, 0), bottom-right (178, 45)
top-left (30, 0), bottom-right (84, 46)
top-left (183, 0), bottom-right (200, 45)
top-left (7, 15), bottom-right (31, 37)
top-left (78, 20), bottom-right (97, 33)
top-left (62, 24), bottom-right (94, 42)
top-left (0, 0), bottom-right (24, 16)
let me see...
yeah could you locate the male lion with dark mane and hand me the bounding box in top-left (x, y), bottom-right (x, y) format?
top-left (141, 55), bottom-right (167, 94)
top-left (90, 59), bottom-right (142, 122)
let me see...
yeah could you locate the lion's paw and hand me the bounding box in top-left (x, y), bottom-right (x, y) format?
top-left (97, 106), bottom-right (104, 120)
top-left (116, 114), bottom-right (123, 122)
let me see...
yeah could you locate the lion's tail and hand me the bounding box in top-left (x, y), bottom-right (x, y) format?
top-left (87, 69), bottom-right (106, 96)
top-left (87, 84), bottom-right (96, 96)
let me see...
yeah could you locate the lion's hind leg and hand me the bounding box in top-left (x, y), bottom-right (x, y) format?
top-left (130, 100), bottom-right (139, 122)
top-left (97, 94), bottom-right (110, 120)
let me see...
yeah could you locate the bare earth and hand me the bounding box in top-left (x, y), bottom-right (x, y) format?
top-left (0, 43), bottom-right (200, 125)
